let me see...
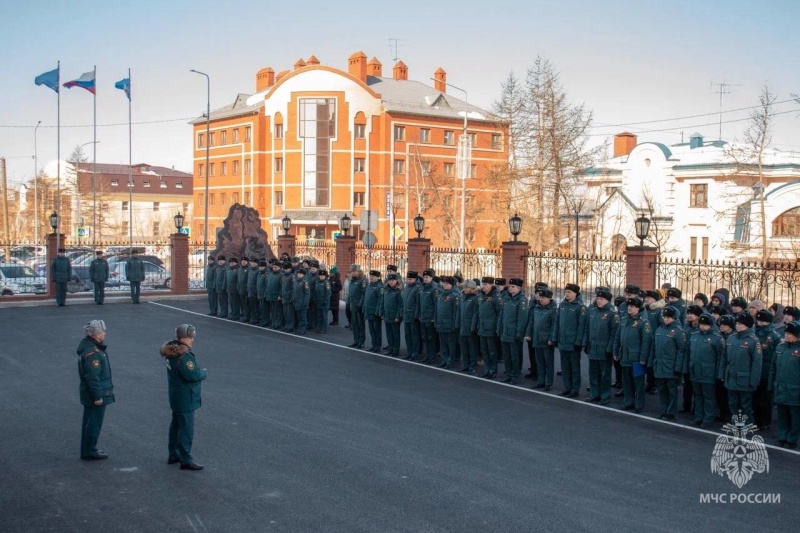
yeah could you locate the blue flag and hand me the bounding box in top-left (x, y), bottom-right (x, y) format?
top-left (35, 67), bottom-right (60, 93)
top-left (115, 77), bottom-right (130, 101)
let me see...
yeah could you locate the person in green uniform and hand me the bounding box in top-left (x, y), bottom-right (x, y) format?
top-left (615, 284), bottom-right (641, 389)
top-left (126, 249), bottom-right (145, 304)
top-left (401, 271), bottom-right (422, 360)
top-left (256, 260), bottom-right (269, 327)
top-left (77, 320), bottom-right (114, 460)
top-left (280, 262), bottom-right (295, 332)
top-left (160, 324), bottom-right (207, 470)
top-left (214, 256), bottom-right (228, 318)
top-left (381, 273), bottom-right (403, 356)
top-left (237, 258), bottom-right (250, 323)
top-left (769, 321), bottom-right (800, 448)
top-left (458, 280), bottom-right (479, 373)
top-left (551, 283), bottom-right (587, 397)
top-left (307, 260), bottom-right (320, 332)
top-left (267, 261), bottom-right (283, 329)
top-left (347, 265), bottom-right (367, 349)
top-left (435, 276), bottom-right (461, 368)
top-left (226, 258), bottom-right (240, 320)
top-left (292, 268), bottom-right (311, 335)
top-left (246, 257), bottom-right (259, 325)
top-left (51, 247), bottom-right (71, 306)
top-left (613, 297), bottom-right (653, 413)
top-left (753, 309), bottom-right (781, 431)
top-left (651, 306), bottom-right (687, 420)
top-left (314, 270), bottom-right (332, 334)
top-left (418, 269), bottom-right (440, 364)
top-left (474, 276), bottom-right (501, 379)
top-left (496, 278), bottom-right (528, 384)
top-left (583, 288), bottom-right (619, 404)
top-left (720, 313), bottom-right (763, 424)
top-left (89, 250), bottom-right (109, 305)
top-left (688, 313), bottom-right (724, 427)
top-left (525, 287), bottom-right (557, 390)
top-left (364, 270), bottom-right (384, 352)
top-left (716, 315), bottom-right (736, 421)
top-left (205, 255), bottom-right (217, 315)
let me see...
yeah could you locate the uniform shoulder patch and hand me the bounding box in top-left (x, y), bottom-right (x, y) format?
top-left (92, 359), bottom-right (100, 368)
top-left (186, 360), bottom-right (195, 371)
top-left (644, 322), bottom-right (651, 333)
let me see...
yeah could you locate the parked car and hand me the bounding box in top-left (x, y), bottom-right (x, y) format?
top-left (0, 263), bottom-right (47, 295)
top-left (72, 254), bottom-right (164, 290)
top-left (108, 260), bottom-right (170, 290)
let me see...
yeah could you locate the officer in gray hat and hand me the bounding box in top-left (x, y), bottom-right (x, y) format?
top-left (51, 247), bottom-right (71, 306)
top-left (89, 251), bottom-right (110, 305)
top-left (77, 320), bottom-right (114, 460)
top-left (497, 278), bottom-right (528, 384)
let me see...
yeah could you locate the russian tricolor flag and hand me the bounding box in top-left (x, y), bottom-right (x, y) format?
top-left (63, 71), bottom-right (96, 94)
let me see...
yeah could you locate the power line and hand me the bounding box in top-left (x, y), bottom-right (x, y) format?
top-left (0, 117), bottom-right (196, 129)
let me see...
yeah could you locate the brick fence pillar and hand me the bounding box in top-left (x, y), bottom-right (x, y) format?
top-left (335, 235), bottom-right (356, 271)
top-left (501, 241), bottom-right (530, 283)
top-left (277, 235), bottom-right (296, 259)
top-left (170, 233), bottom-right (189, 294)
top-left (625, 246), bottom-right (659, 290)
top-left (46, 233), bottom-right (66, 298)
top-left (407, 238), bottom-right (431, 274)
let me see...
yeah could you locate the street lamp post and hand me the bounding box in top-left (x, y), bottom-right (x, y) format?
top-left (339, 213), bottom-right (351, 236)
top-left (76, 140), bottom-right (100, 247)
top-left (508, 213), bottom-right (522, 242)
top-left (634, 213), bottom-right (651, 247)
top-left (173, 212), bottom-right (185, 234)
top-left (282, 214), bottom-right (292, 236)
top-left (49, 211), bottom-right (59, 235)
top-left (413, 213), bottom-right (425, 238)
top-left (190, 70), bottom-right (211, 270)
top-left (33, 120), bottom-right (41, 250)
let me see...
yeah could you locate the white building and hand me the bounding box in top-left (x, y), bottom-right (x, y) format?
top-left (582, 132), bottom-right (800, 261)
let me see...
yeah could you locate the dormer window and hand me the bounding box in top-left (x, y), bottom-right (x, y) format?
top-left (111, 179), bottom-right (119, 186)
top-left (143, 181), bottom-right (151, 188)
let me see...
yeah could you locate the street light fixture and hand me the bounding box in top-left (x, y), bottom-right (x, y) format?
top-left (190, 69), bottom-right (211, 271)
top-left (339, 213), bottom-right (351, 236)
top-left (413, 213), bottom-right (425, 238)
top-left (49, 211), bottom-right (59, 234)
top-left (282, 214), bottom-right (292, 235)
top-left (509, 213), bottom-right (522, 242)
top-left (634, 214), bottom-right (651, 247)
top-left (174, 212), bottom-right (185, 233)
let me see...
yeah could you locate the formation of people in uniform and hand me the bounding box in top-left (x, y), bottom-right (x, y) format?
top-left (50, 248), bottom-right (149, 305)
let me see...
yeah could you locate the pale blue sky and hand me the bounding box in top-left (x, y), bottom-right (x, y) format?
top-left (2, 0), bottom-right (799, 185)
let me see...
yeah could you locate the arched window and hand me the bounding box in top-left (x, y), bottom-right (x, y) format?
top-left (772, 206), bottom-right (800, 237)
top-left (611, 234), bottom-right (627, 257)
top-left (354, 111), bottom-right (367, 140)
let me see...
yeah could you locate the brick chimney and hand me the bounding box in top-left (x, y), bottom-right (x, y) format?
top-left (306, 55), bottom-right (320, 66)
top-left (275, 69), bottom-right (290, 83)
top-left (348, 51), bottom-right (367, 82)
top-left (256, 67), bottom-right (275, 92)
top-left (434, 67), bottom-right (446, 92)
top-left (613, 132), bottom-right (638, 158)
top-left (392, 60), bottom-right (408, 81)
top-left (294, 58), bottom-right (306, 70)
top-left (367, 57), bottom-right (382, 77)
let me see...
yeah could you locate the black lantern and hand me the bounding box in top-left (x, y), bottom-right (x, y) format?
top-left (413, 213), bottom-right (425, 238)
top-left (282, 214), bottom-right (292, 235)
top-left (634, 214), bottom-right (651, 247)
top-left (49, 211), bottom-right (59, 233)
top-left (509, 213), bottom-right (522, 241)
top-left (173, 212), bottom-right (185, 232)
top-left (339, 213), bottom-right (352, 236)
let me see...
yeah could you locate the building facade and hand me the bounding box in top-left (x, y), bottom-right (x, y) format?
top-left (190, 52), bottom-right (510, 249)
top-left (582, 132), bottom-right (800, 261)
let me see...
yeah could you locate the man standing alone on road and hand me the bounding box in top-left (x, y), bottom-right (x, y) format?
top-left (51, 247), bottom-right (71, 306)
top-left (89, 250), bottom-right (110, 305)
top-left (77, 320), bottom-right (114, 460)
top-left (160, 324), bottom-right (207, 471)
top-left (126, 250), bottom-right (145, 304)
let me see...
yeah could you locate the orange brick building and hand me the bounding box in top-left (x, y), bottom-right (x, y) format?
top-left (190, 51), bottom-right (510, 249)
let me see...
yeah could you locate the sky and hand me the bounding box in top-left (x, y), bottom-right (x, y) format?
top-left (2, 0), bottom-right (800, 186)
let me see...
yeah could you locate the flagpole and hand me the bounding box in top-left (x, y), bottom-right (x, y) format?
top-left (56, 60), bottom-right (61, 254)
top-left (127, 68), bottom-right (133, 254)
top-left (92, 64), bottom-right (97, 249)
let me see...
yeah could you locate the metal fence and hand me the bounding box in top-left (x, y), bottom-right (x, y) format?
top-left (0, 242), bottom-right (48, 296)
top-left (354, 244), bottom-right (407, 273)
top-left (295, 240), bottom-right (337, 270)
top-left (656, 257), bottom-right (800, 306)
top-left (61, 240), bottom-right (172, 293)
top-left (525, 253), bottom-right (627, 299)
top-left (428, 247), bottom-right (501, 280)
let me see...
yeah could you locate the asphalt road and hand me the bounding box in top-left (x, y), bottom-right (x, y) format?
top-left (1, 298), bottom-right (798, 532)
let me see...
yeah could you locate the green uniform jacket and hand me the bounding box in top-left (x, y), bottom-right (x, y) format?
top-left (401, 281), bottom-right (421, 322)
top-left (551, 297), bottom-right (587, 349)
top-left (307, 274), bottom-right (318, 302)
top-left (215, 264), bottom-right (228, 292)
top-left (755, 324), bottom-right (781, 382)
top-left (161, 340), bottom-right (207, 412)
top-left (381, 285), bottom-right (403, 322)
top-left (247, 267), bottom-right (259, 297)
top-left (643, 299), bottom-right (666, 330)
top-left (256, 269), bottom-right (268, 299)
top-left (458, 293), bottom-right (478, 336)
top-left (237, 266), bottom-right (249, 295)
top-left (668, 298), bottom-right (687, 325)
top-left (651, 322), bottom-right (688, 378)
top-left (205, 263), bottom-right (216, 290)
top-left (314, 279), bottom-right (332, 309)
top-left (266, 270), bottom-right (282, 301)
top-left (473, 287), bottom-right (502, 337)
top-left (292, 277), bottom-right (311, 310)
top-left (688, 329), bottom-right (725, 384)
top-left (363, 280), bottom-right (384, 318)
top-left (435, 288), bottom-right (461, 333)
top-left (418, 282), bottom-right (440, 323)
top-left (497, 291), bottom-right (528, 342)
top-left (89, 258), bottom-right (110, 283)
top-left (613, 312), bottom-right (653, 366)
top-left (225, 265), bottom-right (239, 293)
top-left (280, 272), bottom-right (294, 303)
top-left (77, 337), bottom-right (115, 407)
top-left (51, 256), bottom-right (72, 283)
top-left (769, 340), bottom-right (800, 406)
top-left (126, 257), bottom-right (145, 282)
top-left (720, 327), bottom-right (763, 391)
top-left (583, 304), bottom-right (620, 360)
top-left (347, 275), bottom-right (367, 309)
top-left (526, 299), bottom-right (557, 348)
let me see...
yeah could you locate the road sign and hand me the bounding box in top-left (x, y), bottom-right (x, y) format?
top-left (77, 227), bottom-right (89, 237)
top-left (393, 225), bottom-right (404, 239)
top-left (362, 231), bottom-right (377, 247)
top-left (332, 231), bottom-right (343, 240)
top-left (179, 227), bottom-right (190, 235)
top-left (359, 210), bottom-right (378, 232)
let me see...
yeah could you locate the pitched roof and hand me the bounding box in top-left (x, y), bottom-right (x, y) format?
top-left (73, 163), bottom-right (192, 196)
top-left (189, 93), bottom-right (264, 124)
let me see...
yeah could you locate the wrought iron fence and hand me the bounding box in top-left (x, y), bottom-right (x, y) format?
top-left (295, 240), bottom-right (337, 269)
top-left (656, 257), bottom-right (800, 306)
top-left (0, 242), bottom-right (48, 296)
top-left (188, 242), bottom-right (211, 290)
top-left (428, 247), bottom-right (501, 280)
top-left (354, 243), bottom-right (408, 273)
top-left (61, 240), bottom-right (172, 293)
top-left (525, 253), bottom-right (627, 299)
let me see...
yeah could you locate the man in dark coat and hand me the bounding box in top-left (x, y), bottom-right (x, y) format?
top-left (160, 324), bottom-right (207, 470)
top-left (89, 250), bottom-right (110, 305)
top-left (226, 258), bottom-right (240, 320)
top-left (329, 267), bottom-right (343, 326)
top-left (126, 250), bottom-right (146, 304)
top-left (214, 256), bottom-right (228, 318)
top-left (204, 255), bottom-right (217, 315)
top-left (51, 247), bottom-right (71, 306)
top-left (551, 283), bottom-right (587, 397)
top-left (721, 313), bottom-right (763, 424)
top-left (77, 320), bottom-right (114, 460)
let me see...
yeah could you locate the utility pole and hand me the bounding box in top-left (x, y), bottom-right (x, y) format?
top-left (710, 81), bottom-right (739, 141)
top-left (0, 157), bottom-right (8, 243)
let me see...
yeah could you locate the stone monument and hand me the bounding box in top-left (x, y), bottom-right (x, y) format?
top-left (212, 204), bottom-right (275, 261)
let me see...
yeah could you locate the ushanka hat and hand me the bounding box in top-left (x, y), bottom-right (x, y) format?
top-left (540, 288), bottom-right (554, 298)
top-left (509, 278), bottom-right (523, 287)
top-left (785, 321), bottom-right (800, 336)
top-left (481, 276), bottom-right (495, 285)
top-left (667, 287), bottom-right (682, 299)
top-left (596, 289), bottom-right (613, 301)
top-left (662, 306), bottom-right (679, 319)
top-left (494, 278), bottom-right (507, 286)
top-left (406, 271), bottom-right (418, 279)
top-left (627, 297), bottom-right (643, 309)
top-left (369, 270), bottom-right (381, 277)
top-left (698, 313), bottom-right (714, 326)
top-left (565, 283), bottom-right (580, 294)
top-left (736, 313), bottom-right (754, 328)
